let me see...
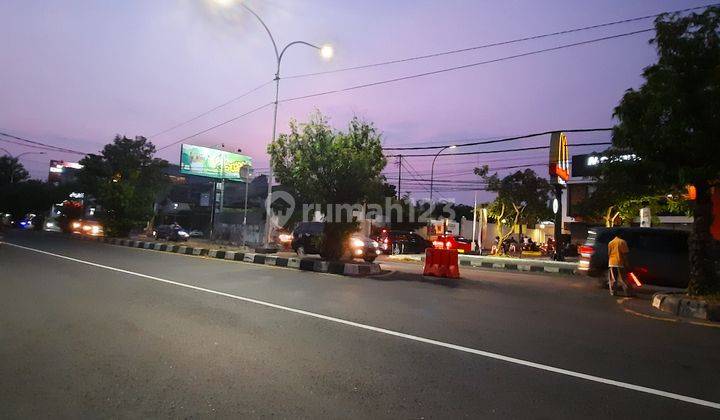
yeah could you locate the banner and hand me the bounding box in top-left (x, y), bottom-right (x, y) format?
top-left (180, 144), bottom-right (252, 180)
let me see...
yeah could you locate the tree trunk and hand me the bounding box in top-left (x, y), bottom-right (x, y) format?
top-left (687, 179), bottom-right (718, 296)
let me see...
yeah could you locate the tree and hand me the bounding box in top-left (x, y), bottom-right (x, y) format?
top-left (612, 7), bottom-right (720, 295)
top-left (268, 112), bottom-right (387, 260)
top-left (77, 136), bottom-right (168, 237)
top-left (0, 155), bottom-right (30, 186)
top-left (0, 180), bottom-right (74, 219)
top-left (475, 166), bottom-right (552, 254)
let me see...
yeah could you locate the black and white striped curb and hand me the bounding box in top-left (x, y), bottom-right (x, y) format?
top-left (74, 235), bottom-right (381, 276)
top-left (388, 253), bottom-right (578, 275)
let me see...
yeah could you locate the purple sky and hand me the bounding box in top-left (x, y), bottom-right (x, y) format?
top-left (0, 0), bottom-right (701, 203)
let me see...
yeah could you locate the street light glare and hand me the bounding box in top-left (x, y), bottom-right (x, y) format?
top-left (320, 44), bottom-right (334, 60)
top-left (213, 0), bottom-right (235, 8)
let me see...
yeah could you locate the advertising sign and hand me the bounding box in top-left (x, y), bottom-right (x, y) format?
top-left (548, 132), bottom-right (570, 184)
top-left (180, 144), bottom-right (252, 180)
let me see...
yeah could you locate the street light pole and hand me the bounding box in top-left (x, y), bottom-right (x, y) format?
top-left (429, 145), bottom-right (456, 202)
top-left (234, 2), bottom-right (332, 249)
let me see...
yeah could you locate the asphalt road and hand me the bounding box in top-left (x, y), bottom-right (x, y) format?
top-left (1, 230), bottom-right (718, 418)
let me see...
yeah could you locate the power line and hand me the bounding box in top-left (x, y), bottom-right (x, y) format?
top-left (156, 102), bottom-right (274, 152)
top-left (149, 80), bottom-right (274, 139)
top-left (0, 131), bottom-right (88, 155)
top-left (284, 3), bottom-right (719, 80)
top-left (388, 142), bottom-right (612, 158)
top-left (383, 128), bottom-right (612, 151)
top-left (278, 29), bottom-right (654, 105)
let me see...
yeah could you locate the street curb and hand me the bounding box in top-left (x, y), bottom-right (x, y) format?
top-left (387, 253), bottom-right (579, 275)
top-left (74, 235), bottom-right (381, 278)
top-left (651, 293), bottom-right (720, 322)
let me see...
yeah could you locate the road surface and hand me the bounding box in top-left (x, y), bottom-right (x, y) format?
top-left (1, 231), bottom-right (718, 418)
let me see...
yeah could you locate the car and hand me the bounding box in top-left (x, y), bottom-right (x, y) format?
top-left (70, 219), bottom-right (104, 237)
top-left (291, 222), bottom-right (381, 262)
top-left (378, 230), bottom-right (431, 255)
top-left (579, 227), bottom-right (689, 289)
top-left (43, 218), bottom-right (63, 232)
top-left (153, 224), bottom-right (189, 241)
top-left (433, 234), bottom-right (473, 253)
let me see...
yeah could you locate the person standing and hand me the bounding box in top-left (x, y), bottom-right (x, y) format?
top-left (608, 233), bottom-right (632, 296)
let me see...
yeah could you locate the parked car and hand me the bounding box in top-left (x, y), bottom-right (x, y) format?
top-left (291, 222), bottom-right (381, 262)
top-left (153, 224), bottom-right (189, 241)
top-left (433, 234), bottom-right (473, 253)
top-left (378, 230), bottom-right (431, 255)
top-left (188, 230), bottom-right (204, 238)
top-left (579, 227), bottom-right (689, 288)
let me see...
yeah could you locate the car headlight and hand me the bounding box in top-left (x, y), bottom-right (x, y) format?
top-left (351, 238), bottom-right (365, 248)
top-left (178, 231), bottom-right (189, 237)
top-left (72, 222), bottom-right (81, 229)
top-left (278, 233), bottom-right (293, 243)
top-left (46, 222), bottom-right (55, 228)
top-left (91, 225), bottom-right (101, 234)
top-left (371, 240), bottom-right (379, 248)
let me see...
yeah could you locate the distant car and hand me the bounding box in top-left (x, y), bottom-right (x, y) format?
top-left (71, 219), bottom-right (104, 237)
top-left (43, 218), bottom-right (62, 232)
top-left (188, 230), bottom-right (204, 238)
top-left (154, 224), bottom-right (189, 241)
top-left (291, 222), bottom-right (381, 262)
top-left (378, 230), bottom-right (431, 255)
top-left (433, 235), bottom-right (473, 253)
top-left (579, 227), bottom-right (689, 289)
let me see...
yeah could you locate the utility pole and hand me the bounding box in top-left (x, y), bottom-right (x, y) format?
top-left (396, 155), bottom-right (402, 200)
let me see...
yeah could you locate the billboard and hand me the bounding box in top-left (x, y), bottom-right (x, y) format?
top-left (180, 144), bottom-right (252, 180)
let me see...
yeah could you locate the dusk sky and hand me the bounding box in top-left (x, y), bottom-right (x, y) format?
top-left (0, 0), bottom-right (703, 203)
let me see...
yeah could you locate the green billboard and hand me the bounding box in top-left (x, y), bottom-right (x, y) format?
top-left (180, 144), bottom-right (253, 180)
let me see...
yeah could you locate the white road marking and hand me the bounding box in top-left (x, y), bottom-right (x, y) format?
top-left (5, 241), bottom-right (720, 410)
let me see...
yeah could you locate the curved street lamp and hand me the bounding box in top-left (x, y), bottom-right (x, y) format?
top-left (214, 0), bottom-right (333, 248)
top-left (429, 145), bottom-right (456, 201)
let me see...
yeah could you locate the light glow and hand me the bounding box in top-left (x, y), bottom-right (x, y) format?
top-left (320, 44), bottom-right (334, 60)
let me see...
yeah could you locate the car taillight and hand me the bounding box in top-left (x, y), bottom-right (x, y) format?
top-left (628, 272), bottom-right (642, 287)
top-left (579, 245), bottom-right (594, 258)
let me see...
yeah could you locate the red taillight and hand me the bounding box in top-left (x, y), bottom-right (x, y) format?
top-left (579, 245), bottom-right (594, 258)
top-left (629, 272), bottom-right (642, 287)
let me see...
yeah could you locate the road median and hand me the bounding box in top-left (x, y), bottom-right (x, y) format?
top-left (73, 234), bottom-right (381, 277)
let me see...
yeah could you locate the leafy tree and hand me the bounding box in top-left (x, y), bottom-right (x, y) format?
top-left (0, 155), bottom-right (30, 185)
top-left (612, 7), bottom-right (720, 295)
top-left (0, 180), bottom-right (75, 219)
top-left (77, 136), bottom-right (168, 237)
top-left (268, 112), bottom-right (387, 260)
top-left (475, 166), bottom-right (552, 254)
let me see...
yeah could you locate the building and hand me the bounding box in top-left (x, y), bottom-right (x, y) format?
top-left (48, 160), bottom-right (83, 186)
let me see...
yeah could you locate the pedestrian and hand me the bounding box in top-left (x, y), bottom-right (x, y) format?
top-left (607, 232), bottom-right (633, 296)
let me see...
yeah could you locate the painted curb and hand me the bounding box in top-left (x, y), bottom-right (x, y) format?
top-left (651, 293), bottom-right (720, 321)
top-left (387, 253), bottom-right (579, 275)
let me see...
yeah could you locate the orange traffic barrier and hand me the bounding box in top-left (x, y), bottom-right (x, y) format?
top-left (423, 248), bottom-right (460, 279)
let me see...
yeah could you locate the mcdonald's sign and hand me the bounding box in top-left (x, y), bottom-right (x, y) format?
top-left (549, 132), bottom-right (570, 183)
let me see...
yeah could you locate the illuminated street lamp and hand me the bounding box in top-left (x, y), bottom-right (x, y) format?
top-left (213, 0), bottom-right (333, 248)
top-left (429, 145), bottom-right (456, 201)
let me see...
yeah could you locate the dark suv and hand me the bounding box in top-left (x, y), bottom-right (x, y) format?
top-left (579, 227), bottom-right (689, 288)
top-left (154, 224), bottom-right (190, 241)
top-left (379, 230), bottom-right (431, 255)
top-left (291, 222), bottom-right (381, 262)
